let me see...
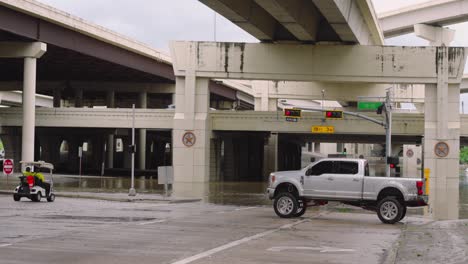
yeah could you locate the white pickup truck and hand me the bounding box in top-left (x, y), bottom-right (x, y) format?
top-left (266, 158), bottom-right (428, 224)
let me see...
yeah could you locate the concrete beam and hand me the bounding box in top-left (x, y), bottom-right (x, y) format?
top-left (414, 24), bottom-right (455, 46)
top-left (0, 91), bottom-right (52, 107)
top-left (312, 0), bottom-right (383, 44)
top-left (254, 81), bottom-right (425, 102)
top-left (0, 42), bottom-right (47, 58)
top-left (379, 0), bottom-right (468, 38)
top-left (199, 0), bottom-right (277, 41)
top-left (0, 108), bottom-right (174, 129)
top-left (170, 41), bottom-right (466, 84)
top-left (254, 0), bottom-right (320, 41)
top-left (0, 81), bottom-right (175, 93)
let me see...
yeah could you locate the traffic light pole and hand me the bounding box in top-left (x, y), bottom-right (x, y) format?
top-left (384, 90), bottom-right (392, 178)
top-left (296, 90), bottom-right (393, 177)
top-left (129, 104), bottom-right (136, 196)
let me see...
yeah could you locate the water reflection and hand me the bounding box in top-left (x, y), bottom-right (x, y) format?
top-left (0, 174), bottom-right (165, 194)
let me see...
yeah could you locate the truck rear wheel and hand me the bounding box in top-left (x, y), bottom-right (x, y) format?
top-left (399, 206), bottom-right (407, 221)
top-left (274, 192), bottom-right (298, 218)
top-left (377, 197), bottom-right (403, 224)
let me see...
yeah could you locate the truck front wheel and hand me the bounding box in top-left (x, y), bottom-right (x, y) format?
top-left (293, 199), bottom-right (307, 217)
top-left (274, 192), bottom-right (298, 218)
top-left (377, 197), bottom-right (404, 224)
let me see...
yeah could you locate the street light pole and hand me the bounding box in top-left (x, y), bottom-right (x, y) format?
top-left (129, 104), bottom-right (136, 196)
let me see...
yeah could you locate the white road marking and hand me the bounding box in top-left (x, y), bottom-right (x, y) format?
top-left (217, 206), bottom-right (258, 214)
top-left (268, 246), bottom-right (355, 253)
top-left (0, 244), bottom-right (12, 248)
top-left (235, 206), bottom-right (258, 211)
top-left (170, 219), bottom-right (309, 264)
top-left (138, 219), bottom-right (167, 225)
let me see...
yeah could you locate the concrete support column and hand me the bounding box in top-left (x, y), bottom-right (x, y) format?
top-left (173, 76), bottom-right (211, 184)
top-left (424, 50), bottom-right (460, 220)
top-left (138, 92), bottom-right (147, 170)
top-left (138, 129), bottom-right (147, 170)
top-left (106, 134), bottom-right (114, 169)
top-left (21, 57), bottom-right (37, 166)
top-left (253, 81), bottom-right (277, 111)
top-left (105, 91), bottom-right (115, 170)
top-left (106, 91), bottom-right (115, 108)
top-left (263, 132), bottom-right (278, 179)
top-left (53, 87), bottom-right (62, 108)
top-left (74, 88), bottom-right (84, 108)
top-left (415, 24), bottom-right (459, 220)
top-left (171, 75), bottom-right (211, 199)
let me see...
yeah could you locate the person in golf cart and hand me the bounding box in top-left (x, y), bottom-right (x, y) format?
top-left (23, 166), bottom-right (51, 196)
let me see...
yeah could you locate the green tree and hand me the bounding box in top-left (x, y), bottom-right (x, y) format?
top-left (460, 146), bottom-right (468, 164)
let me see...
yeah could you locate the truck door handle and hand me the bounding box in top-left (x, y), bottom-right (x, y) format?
top-left (353, 178), bottom-right (360, 182)
top-left (327, 177), bottom-right (334, 181)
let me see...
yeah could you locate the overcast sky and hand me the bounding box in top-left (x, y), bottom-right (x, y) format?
top-left (36, 0), bottom-right (468, 111)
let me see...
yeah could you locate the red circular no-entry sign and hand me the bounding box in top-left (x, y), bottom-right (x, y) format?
top-left (3, 159), bottom-right (13, 175)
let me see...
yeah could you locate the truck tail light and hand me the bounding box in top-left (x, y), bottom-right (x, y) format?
top-left (271, 175), bottom-right (275, 184)
top-left (416, 181), bottom-right (423, 195)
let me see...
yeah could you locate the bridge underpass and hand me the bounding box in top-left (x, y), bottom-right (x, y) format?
top-left (208, 130), bottom-right (424, 183)
top-left (1, 126), bottom-right (172, 176)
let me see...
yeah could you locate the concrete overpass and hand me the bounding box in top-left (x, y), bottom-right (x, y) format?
top-left (379, 0), bottom-right (468, 38)
top-left (5, 107), bottom-right (468, 138)
top-left (199, 0), bottom-right (384, 44)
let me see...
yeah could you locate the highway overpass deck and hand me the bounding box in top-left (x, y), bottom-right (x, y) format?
top-left (2, 108), bottom-right (468, 137)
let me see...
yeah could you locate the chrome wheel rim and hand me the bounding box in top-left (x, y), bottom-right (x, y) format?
top-left (380, 201), bottom-right (398, 220)
top-left (277, 196), bottom-right (294, 215)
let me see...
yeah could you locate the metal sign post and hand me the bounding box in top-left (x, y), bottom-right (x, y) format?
top-left (3, 159), bottom-right (13, 186)
top-left (129, 104), bottom-right (136, 196)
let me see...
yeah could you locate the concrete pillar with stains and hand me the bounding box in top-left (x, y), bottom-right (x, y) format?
top-left (424, 49), bottom-right (460, 220)
top-left (416, 24), bottom-right (460, 220)
top-left (253, 81), bottom-right (278, 111)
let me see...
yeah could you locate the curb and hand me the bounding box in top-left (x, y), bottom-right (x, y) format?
top-left (0, 190), bottom-right (201, 204)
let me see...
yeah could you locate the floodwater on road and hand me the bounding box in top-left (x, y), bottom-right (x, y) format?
top-left (2, 171), bottom-right (468, 218)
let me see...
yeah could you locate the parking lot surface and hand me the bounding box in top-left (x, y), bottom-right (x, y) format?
top-left (0, 195), bottom-right (407, 264)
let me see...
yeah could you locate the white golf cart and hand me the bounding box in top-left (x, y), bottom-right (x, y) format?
top-left (13, 161), bottom-right (55, 202)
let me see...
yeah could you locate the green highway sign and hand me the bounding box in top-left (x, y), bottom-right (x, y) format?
top-left (358, 101), bottom-right (383, 111)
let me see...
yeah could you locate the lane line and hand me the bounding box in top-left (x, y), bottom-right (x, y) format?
top-left (235, 206), bottom-right (258, 211)
top-left (216, 206), bottom-right (258, 214)
top-left (0, 244), bottom-right (12, 248)
top-left (170, 219), bottom-right (308, 264)
top-left (138, 219), bottom-right (167, 226)
top-left (268, 246), bottom-right (355, 253)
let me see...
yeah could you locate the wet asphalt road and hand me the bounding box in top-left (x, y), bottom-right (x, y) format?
top-left (0, 195), bottom-right (402, 264)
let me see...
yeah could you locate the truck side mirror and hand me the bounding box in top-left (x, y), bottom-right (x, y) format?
top-left (306, 168), bottom-right (313, 176)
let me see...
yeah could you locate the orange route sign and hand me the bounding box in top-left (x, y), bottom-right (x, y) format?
top-left (311, 126), bottom-right (334, 134)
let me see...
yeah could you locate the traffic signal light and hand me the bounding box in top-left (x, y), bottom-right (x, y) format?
top-left (128, 144), bottom-right (136, 154)
top-left (284, 108), bottom-right (302, 118)
top-left (387, 156), bottom-right (399, 168)
top-left (325, 110), bottom-right (343, 119)
top-left (376, 103), bottom-right (385, 115)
